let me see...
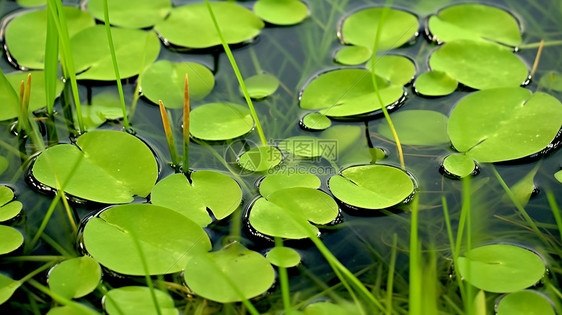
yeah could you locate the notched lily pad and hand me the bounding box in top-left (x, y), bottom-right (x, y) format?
top-left (0, 186), bottom-right (22, 223)
top-left (86, 0), bottom-right (172, 29)
top-left (47, 256), bottom-right (101, 299)
top-left (190, 103), bottom-right (254, 141)
top-left (242, 73), bottom-right (279, 99)
top-left (377, 110), bottom-right (449, 146)
top-left (0, 225), bottom-right (24, 255)
top-left (254, 0), bottom-right (309, 26)
top-left (414, 70), bottom-right (457, 96)
top-left (103, 286), bottom-right (177, 315)
top-left (496, 290), bottom-right (555, 315)
top-left (300, 113), bottom-right (332, 131)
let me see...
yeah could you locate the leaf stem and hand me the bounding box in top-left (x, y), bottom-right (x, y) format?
top-left (158, 100), bottom-right (180, 167)
top-left (530, 39), bottom-right (544, 78)
top-left (182, 74), bottom-right (190, 173)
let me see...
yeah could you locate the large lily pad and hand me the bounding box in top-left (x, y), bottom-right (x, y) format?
top-left (329, 165), bottom-right (414, 210)
top-left (86, 0), bottom-right (172, 29)
top-left (103, 286), bottom-right (177, 315)
top-left (4, 7), bottom-right (94, 69)
top-left (141, 60), bottom-right (215, 108)
top-left (150, 172), bottom-right (242, 227)
top-left (190, 103), bottom-right (254, 141)
top-left (183, 242), bottom-right (274, 303)
top-left (0, 274), bottom-right (21, 305)
top-left (0, 225), bottom-right (23, 255)
top-left (457, 244), bottom-right (545, 293)
top-left (253, 0), bottom-right (308, 26)
top-left (71, 25), bottom-right (160, 80)
top-left (47, 256), bottom-right (101, 299)
top-left (0, 186), bottom-right (22, 222)
top-left (448, 88), bottom-right (562, 163)
top-left (155, 2), bottom-right (264, 49)
top-left (377, 110), bottom-right (449, 146)
top-left (496, 290), bottom-right (555, 315)
top-left (82, 204), bottom-right (212, 276)
top-left (32, 130), bottom-right (158, 204)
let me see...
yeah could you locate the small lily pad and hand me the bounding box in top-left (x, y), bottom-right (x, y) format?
top-left (155, 2), bottom-right (264, 49)
top-left (496, 290), bottom-right (555, 315)
top-left (0, 226), bottom-right (23, 255)
top-left (0, 187), bottom-right (22, 222)
top-left (377, 110), bottom-right (449, 145)
top-left (457, 244), bottom-right (545, 293)
top-left (334, 46), bottom-right (372, 65)
top-left (48, 256), bottom-right (101, 299)
top-left (82, 204), bottom-right (212, 276)
top-left (103, 286), bottom-right (176, 315)
top-left (242, 73), bottom-right (279, 99)
top-left (254, 0), bottom-right (308, 26)
top-left (238, 146), bottom-right (283, 173)
top-left (366, 55), bottom-right (416, 86)
top-left (329, 165), bottom-right (414, 210)
top-left (301, 113), bottom-right (332, 131)
top-left (183, 242), bottom-right (275, 303)
top-left (266, 247), bottom-right (301, 268)
top-left (190, 103), bottom-right (254, 141)
top-left (442, 154), bottom-right (476, 179)
top-left (86, 0), bottom-right (172, 29)
top-left (555, 170), bottom-right (562, 183)
top-left (0, 274), bottom-right (21, 305)
top-left (141, 60), bottom-right (215, 108)
top-left (414, 70), bottom-right (458, 96)
top-left (150, 172), bottom-right (242, 227)
top-left (259, 172), bottom-right (321, 199)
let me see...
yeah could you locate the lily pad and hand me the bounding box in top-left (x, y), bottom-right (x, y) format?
top-left (377, 110), bottom-right (449, 145)
top-left (429, 39), bottom-right (528, 90)
top-left (238, 146), bottom-right (283, 173)
top-left (259, 171), bottom-right (321, 199)
top-left (0, 187), bottom-right (22, 222)
top-left (82, 204), bottom-right (212, 276)
top-left (457, 244), bottom-right (545, 293)
top-left (442, 154), bottom-right (476, 179)
top-left (32, 130), bottom-right (158, 204)
top-left (334, 46), bottom-right (371, 65)
top-left (0, 225), bottom-right (23, 255)
top-left (329, 165), bottom-right (414, 210)
top-left (413, 70), bottom-right (458, 96)
top-left (4, 7), bottom-right (94, 69)
top-left (46, 305), bottom-right (96, 315)
top-left (253, 0), bottom-right (308, 26)
top-left (71, 25), bottom-right (160, 80)
top-left (141, 60), bottom-right (215, 108)
top-left (266, 247), bottom-right (301, 268)
top-left (301, 113), bottom-right (332, 131)
top-left (16, 0), bottom-right (46, 7)
top-left (304, 302), bottom-right (356, 315)
top-left (183, 242), bottom-right (275, 303)
top-left (427, 3), bottom-right (521, 46)
top-left (339, 7), bottom-right (419, 52)
top-left (242, 73), bottom-right (279, 99)
top-left (190, 103), bottom-right (254, 141)
top-left (0, 274), bottom-right (21, 305)
top-left (366, 55), bottom-right (416, 86)
top-left (155, 2), bottom-right (264, 49)
top-left (150, 171), bottom-right (242, 227)
top-left (48, 256), bottom-right (101, 299)
top-left (103, 286), bottom-right (176, 315)
top-left (496, 290), bottom-right (555, 315)
top-left (555, 170), bottom-right (562, 183)
top-left (86, 0), bottom-right (172, 29)
top-left (448, 88), bottom-right (562, 163)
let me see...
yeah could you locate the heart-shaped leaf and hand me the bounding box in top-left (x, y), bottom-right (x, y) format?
top-left (86, 0), bottom-right (171, 29)
top-left (48, 256), bottom-right (101, 299)
top-left (190, 103), bottom-right (254, 141)
top-left (103, 286), bottom-right (177, 315)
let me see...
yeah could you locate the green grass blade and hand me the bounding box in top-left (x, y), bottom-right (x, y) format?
top-left (409, 195), bottom-right (421, 315)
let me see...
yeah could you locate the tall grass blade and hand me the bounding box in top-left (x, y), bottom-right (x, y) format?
top-left (409, 195), bottom-right (421, 315)
top-left (44, 1), bottom-right (59, 144)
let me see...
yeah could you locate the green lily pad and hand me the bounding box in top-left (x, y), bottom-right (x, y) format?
top-left (427, 3), bottom-right (521, 46)
top-left (48, 256), bottom-right (101, 299)
top-left (82, 91), bottom-right (125, 130)
top-left (86, 0), bottom-right (171, 29)
top-left (32, 130), bottom-right (158, 204)
top-left (16, 0), bottom-right (46, 7)
top-left (190, 103), bottom-right (254, 141)
top-left (414, 70), bottom-right (458, 96)
top-left (457, 244), bottom-right (545, 293)
top-left (301, 113), bottom-right (332, 131)
top-left (496, 290), bottom-right (555, 315)
top-left (71, 25), bottom-right (160, 80)
top-left (0, 225), bottom-right (23, 255)
top-left (259, 172), bottom-right (321, 199)
top-left (0, 187), bottom-right (22, 223)
top-left (46, 305), bottom-right (97, 315)
top-left (539, 71), bottom-right (562, 92)
top-left (253, 0), bottom-right (308, 26)
top-left (141, 60), bottom-right (215, 108)
top-left (304, 302), bottom-right (356, 315)
top-left (0, 274), bottom-right (21, 305)
top-left (334, 46), bottom-right (372, 65)
top-left (266, 247), bottom-right (301, 268)
top-left (329, 165), bottom-right (414, 210)
top-left (155, 2), bottom-right (264, 49)
top-left (429, 39), bottom-right (528, 90)
top-left (366, 55), bottom-right (416, 86)
top-left (448, 88), bottom-right (562, 163)
top-left (299, 68), bottom-right (405, 118)
top-left (103, 286), bottom-right (176, 315)
top-left (238, 146), bottom-right (283, 173)
top-left (150, 172), bottom-right (242, 227)
top-left (555, 170), bottom-right (562, 183)
top-left (183, 242), bottom-right (275, 303)
top-left (442, 154), bottom-right (476, 179)
top-left (5, 7), bottom-right (94, 69)
top-left (377, 110), bottom-right (449, 145)
top-left (242, 73), bottom-right (279, 99)
top-left (339, 7), bottom-right (419, 52)
top-left (82, 204), bottom-right (212, 276)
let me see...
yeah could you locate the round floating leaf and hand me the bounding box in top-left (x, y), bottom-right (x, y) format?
top-left (448, 88), bottom-right (562, 163)
top-left (427, 3), bottom-right (521, 46)
top-left (0, 274), bottom-right (21, 305)
top-left (539, 71), bottom-right (562, 92)
top-left (301, 113), bottom-right (332, 131)
top-left (5, 7), bottom-right (94, 69)
top-left (496, 290), bottom-right (555, 315)
top-left (555, 170), bottom-right (562, 183)
top-left (71, 25), bottom-right (160, 80)
top-left (442, 154), bottom-right (475, 178)
top-left (83, 204), bottom-right (211, 276)
top-left (155, 2), bottom-right (264, 49)
top-left (329, 165), bottom-right (414, 210)
top-left (377, 110), bottom-right (449, 145)
top-left (429, 39), bottom-right (528, 90)
top-left (238, 146), bottom-right (283, 173)
top-left (266, 247), bottom-right (301, 268)
top-left (254, 0), bottom-right (308, 26)
top-left (457, 244), bottom-right (545, 293)
top-left (259, 172), bottom-right (320, 199)
top-left (48, 256), bottom-right (101, 299)
top-left (414, 70), bottom-right (457, 96)
top-left (103, 286), bottom-right (176, 315)
top-left (335, 46), bottom-right (371, 65)
top-left (86, 0), bottom-right (171, 29)
top-left (0, 226), bottom-right (23, 255)
top-left (300, 69), bottom-right (404, 118)
top-left (141, 60), bottom-right (215, 108)
top-left (339, 7), bottom-right (419, 51)
top-left (183, 242), bottom-right (274, 303)
top-left (32, 130), bottom-right (158, 204)
top-left (242, 73), bottom-right (279, 99)
top-left (150, 172), bottom-right (242, 227)
top-left (190, 103), bottom-right (254, 141)
top-left (0, 187), bottom-right (14, 207)
top-left (366, 55), bottom-right (416, 86)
